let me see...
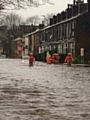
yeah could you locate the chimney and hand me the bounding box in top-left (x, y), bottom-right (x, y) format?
top-left (67, 7), bottom-right (72, 18)
top-left (53, 15), bottom-right (57, 24)
top-left (73, 0), bottom-right (76, 5)
top-left (39, 24), bottom-right (44, 29)
top-left (72, 5), bottom-right (78, 16)
top-left (50, 18), bottom-right (53, 25)
top-left (87, 0), bottom-right (90, 14)
top-left (78, 0), bottom-right (84, 3)
top-left (57, 13), bottom-right (61, 22)
top-left (61, 11), bottom-right (66, 20)
top-left (76, 0), bottom-right (84, 5)
top-left (78, 3), bottom-right (87, 14)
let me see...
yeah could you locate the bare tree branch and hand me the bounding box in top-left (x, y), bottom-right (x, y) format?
top-left (25, 15), bottom-right (41, 25)
top-left (41, 13), bottom-right (54, 25)
top-left (0, 12), bottom-right (23, 28)
top-left (0, 0), bottom-right (54, 10)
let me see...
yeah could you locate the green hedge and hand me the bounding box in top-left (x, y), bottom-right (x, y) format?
top-left (88, 60), bottom-right (90, 65)
top-left (37, 50), bottom-right (67, 63)
top-left (72, 56), bottom-right (85, 64)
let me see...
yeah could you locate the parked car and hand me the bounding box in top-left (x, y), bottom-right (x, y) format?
top-left (0, 54), bottom-right (6, 58)
top-left (22, 56), bottom-right (29, 60)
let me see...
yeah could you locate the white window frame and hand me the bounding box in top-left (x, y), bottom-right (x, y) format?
top-left (63, 43), bottom-right (68, 54)
top-left (58, 44), bottom-right (62, 54)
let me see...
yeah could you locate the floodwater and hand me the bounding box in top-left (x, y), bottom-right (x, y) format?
top-left (0, 59), bottom-right (90, 120)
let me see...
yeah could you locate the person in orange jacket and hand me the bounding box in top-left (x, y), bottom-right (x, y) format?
top-left (52, 53), bottom-right (60, 64)
top-left (28, 53), bottom-right (35, 66)
top-left (64, 53), bottom-right (74, 66)
top-left (46, 54), bottom-right (52, 64)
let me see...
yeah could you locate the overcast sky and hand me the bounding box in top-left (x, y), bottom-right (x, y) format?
top-left (16, 0), bottom-right (87, 20)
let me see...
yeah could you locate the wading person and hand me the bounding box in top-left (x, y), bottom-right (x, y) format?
top-left (46, 54), bottom-right (52, 64)
top-left (28, 53), bottom-right (35, 66)
top-left (52, 53), bottom-right (60, 64)
top-left (64, 53), bottom-right (74, 66)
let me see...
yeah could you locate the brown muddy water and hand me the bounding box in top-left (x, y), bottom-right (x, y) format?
top-left (0, 59), bottom-right (90, 120)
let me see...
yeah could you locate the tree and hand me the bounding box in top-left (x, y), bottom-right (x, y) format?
top-left (0, 12), bottom-right (23, 28)
top-left (41, 13), bottom-right (54, 25)
top-left (25, 15), bottom-right (40, 25)
top-left (0, 0), bottom-right (54, 10)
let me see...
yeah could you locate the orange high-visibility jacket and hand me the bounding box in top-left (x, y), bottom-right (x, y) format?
top-left (46, 57), bottom-right (52, 64)
top-left (65, 56), bottom-right (74, 63)
top-left (28, 56), bottom-right (34, 62)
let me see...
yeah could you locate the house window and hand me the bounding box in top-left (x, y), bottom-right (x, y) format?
top-left (68, 42), bottom-right (75, 56)
top-left (58, 26), bottom-right (60, 40)
top-left (72, 21), bottom-right (75, 36)
top-left (60, 25), bottom-right (62, 38)
top-left (45, 46), bottom-right (48, 50)
top-left (53, 45), bottom-right (56, 49)
top-left (66, 23), bottom-right (68, 37)
top-left (38, 47), bottom-right (42, 54)
top-left (58, 44), bottom-right (62, 54)
top-left (72, 21), bottom-right (75, 29)
top-left (42, 46), bottom-right (44, 53)
top-left (0, 47), bottom-right (3, 55)
top-left (49, 45), bottom-right (51, 50)
top-left (42, 31), bottom-right (45, 41)
top-left (68, 43), bottom-right (72, 54)
top-left (63, 43), bottom-right (68, 54)
top-left (62, 24), bottom-right (64, 37)
top-left (68, 22), bottom-right (71, 36)
top-left (64, 24), bottom-right (67, 37)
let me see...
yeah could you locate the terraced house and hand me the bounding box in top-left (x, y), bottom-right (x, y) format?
top-left (39, 0), bottom-right (90, 62)
top-left (10, 0), bottom-right (90, 62)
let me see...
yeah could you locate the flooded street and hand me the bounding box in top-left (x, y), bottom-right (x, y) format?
top-left (0, 59), bottom-right (90, 120)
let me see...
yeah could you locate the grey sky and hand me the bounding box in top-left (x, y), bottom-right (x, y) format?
top-left (16, 0), bottom-right (87, 19)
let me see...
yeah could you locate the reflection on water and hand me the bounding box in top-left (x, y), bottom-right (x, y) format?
top-left (0, 59), bottom-right (90, 120)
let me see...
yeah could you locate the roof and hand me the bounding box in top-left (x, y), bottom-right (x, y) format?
top-left (40, 11), bottom-right (88, 31)
top-left (13, 37), bottom-right (22, 41)
top-left (23, 29), bottom-right (40, 37)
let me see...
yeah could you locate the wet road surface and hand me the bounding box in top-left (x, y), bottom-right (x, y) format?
top-left (0, 59), bottom-right (90, 120)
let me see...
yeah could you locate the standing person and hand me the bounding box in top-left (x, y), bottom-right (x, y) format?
top-left (28, 53), bottom-right (35, 66)
top-left (64, 53), bottom-right (74, 66)
top-left (52, 53), bottom-right (60, 64)
top-left (46, 54), bottom-right (52, 64)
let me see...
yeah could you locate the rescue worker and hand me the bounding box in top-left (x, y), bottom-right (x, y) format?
top-left (64, 53), bottom-right (74, 66)
top-left (46, 54), bottom-right (52, 64)
top-left (52, 53), bottom-right (60, 64)
top-left (28, 53), bottom-right (35, 66)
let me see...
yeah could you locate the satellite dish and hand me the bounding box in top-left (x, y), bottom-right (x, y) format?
top-left (50, 35), bottom-right (52, 39)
